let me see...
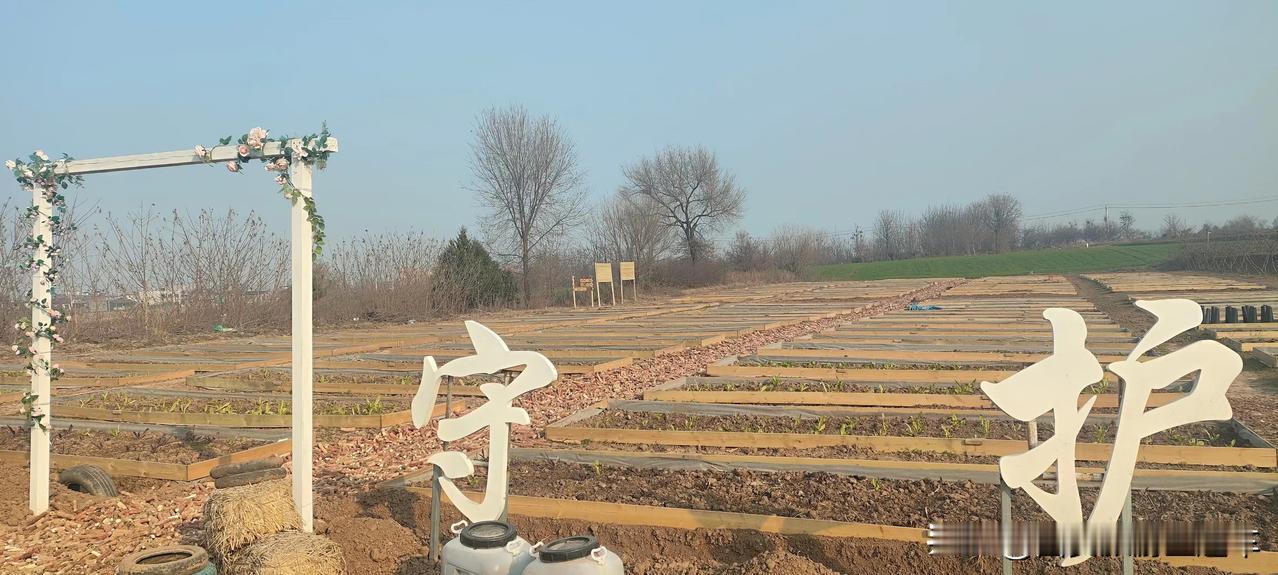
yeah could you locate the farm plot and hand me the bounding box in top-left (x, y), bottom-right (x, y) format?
top-left (418, 274), bottom-right (1278, 572)
top-left (0, 425), bottom-right (289, 480)
top-left (444, 460), bottom-right (1278, 549)
top-left (1084, 271), bottom-right (1278, 367)
top-left (50, 389), bottom-right (435, 428)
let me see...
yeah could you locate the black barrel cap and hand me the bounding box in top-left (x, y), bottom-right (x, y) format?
top-left (538, 535), bottom-right (600, 563)
top-left (459, 521), bottom-right (518, 549)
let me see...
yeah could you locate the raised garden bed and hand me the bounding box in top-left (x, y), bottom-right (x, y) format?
top-left (439, 460), bottom-right (1278, 551)
top-left (652, 376), bottom-right (1187, 410)
top-left (53, 390), bottom-right (451, 428)
top-left (0, 426), bottom-right (289, 480)
top-left (186, 368), bottom-right (490, 397)
top-left (546, 407), bottom-right (1275, 468)
top-left (578, 410), bottom-right (1247, 448)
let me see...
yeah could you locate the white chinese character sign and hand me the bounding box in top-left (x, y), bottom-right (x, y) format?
top-left (981, 299), bottom-right (1242, 565)
top-left (411, 320), bottom-right (557, 522)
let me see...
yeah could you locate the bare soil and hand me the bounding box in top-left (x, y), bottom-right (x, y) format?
top-left (740, 358), bottom-right (1019, 370)
top-left (449, 460), bottom-right (1278, 550)
top-left (684, 378), bottom-right (981, 393)
top-left (0, 427), bottom-right (266, 464)
top-left (325, 486), bottom-right (1231, 574)
top-left (67, 391), bottom-right (406, 416)
top-left (577, 410), bottom-right (1244, 447)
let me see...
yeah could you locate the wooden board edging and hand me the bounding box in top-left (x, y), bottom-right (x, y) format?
top-left (544, 427), bottom-right (1276, 467)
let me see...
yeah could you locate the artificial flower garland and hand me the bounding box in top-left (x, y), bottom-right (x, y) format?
top-left (197, 124), bottom-right (333, 257)
top-left (4, 125), bottom-right (335, 431)
top-left (4, 150), bottom-right (81, 431)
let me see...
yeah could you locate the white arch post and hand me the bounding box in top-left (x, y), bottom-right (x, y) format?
top-left (19, 138), bottom-right (335, 531)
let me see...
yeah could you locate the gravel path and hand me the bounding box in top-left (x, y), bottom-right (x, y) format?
top-left (0, 279), bottom-right (955, 574)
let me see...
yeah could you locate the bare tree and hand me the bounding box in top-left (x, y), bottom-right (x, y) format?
top-left (1161, 214), bottom-right (1190, 239)
top-left (872, 209), bottom-right (907, 260)
top-left (1118, 211), bottom-right (1136, 240)
top-left (983, 194), bottom-right (1022, 253)
top-left (469, 105), bottom-right (586, 306)
top-left (725, 230), bottom-right (770, 272)
top-left (588, 192), bottom-right (675, 278)
top-left (620, 146), bottom-right (745, 261)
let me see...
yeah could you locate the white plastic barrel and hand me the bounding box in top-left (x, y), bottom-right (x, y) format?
top-left (442, 520), bottom-right (535, 575)
top-left (523, 535), bottom-right (624, 575)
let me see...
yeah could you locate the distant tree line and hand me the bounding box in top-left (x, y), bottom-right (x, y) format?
top-left (24, 102), bottom-right (1278, 346)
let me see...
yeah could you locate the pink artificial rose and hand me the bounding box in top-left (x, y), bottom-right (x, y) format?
top-left (51, 364), bottom-right (59, 370)
top-left (23, 331), bottom-right (32, 338)
top-left (275, 158), bottom-right (289, 169)
top-left (237, 144), bottom-right (250, 157)
top-left (3, 160), bottom-right (15, 171)
top-left (34, 150), bottom-right (48, 161)
top-left (194, 145), bottom-right (208, 158)
top-left (246, 136), bottom-right (262, 150)
top-left (249, 127), bottom-right (268, 141)
top-left (52, 334), bottom-right (63, 343)
top-left (226, 162), bottom-right (241, 173)
top-left (275, 175), bottom-right (287, 185)
top-left (48, 309), bottom-right (60, 318)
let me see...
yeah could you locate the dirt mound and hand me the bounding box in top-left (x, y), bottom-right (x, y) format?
top-left (0, 462), bottom-right (104, 527)
top-left (324, 515), bottom-right (424, 574)
top-left (719, 549), bottom-right (839, 575)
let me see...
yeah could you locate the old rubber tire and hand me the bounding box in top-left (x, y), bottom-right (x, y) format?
top-left (59, 465), bottom-right (119, 497)
top-left (117, 545), bottom-right (209, 575)
top-left (209, 456), bottom-right (283, 479)
top-left (213, 467), bottom-right (286, 489)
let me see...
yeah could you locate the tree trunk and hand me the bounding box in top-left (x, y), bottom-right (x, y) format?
top-left (520, 240), bottom-right (531, 308)
top-left (684, 226), bottom-right (698, 261)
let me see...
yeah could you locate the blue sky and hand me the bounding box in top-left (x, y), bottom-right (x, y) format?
top-left (2, 1), bottom-right (1276, 243)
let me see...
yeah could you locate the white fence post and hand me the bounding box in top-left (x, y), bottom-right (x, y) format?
top-left (28, 184), bottom-right (52, 515)
top-left (288, 159), bottom-right (315, 532)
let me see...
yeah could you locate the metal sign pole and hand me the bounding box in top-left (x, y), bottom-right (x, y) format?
top-left (499, 370), bottom-right (513, 523)
top-left (429, 375), bottom-right (454, 562)
top-left (1000, 478), bottom-right (1012, 575)
top-left (1121, 491), bottom-right (1134, 575)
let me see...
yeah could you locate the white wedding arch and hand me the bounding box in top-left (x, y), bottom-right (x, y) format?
top-left (6, 130), bottom-right (336, 532)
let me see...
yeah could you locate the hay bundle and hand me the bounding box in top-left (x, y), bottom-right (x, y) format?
top-left (222, 531), bottom-right (346, 575)
top-left (203, 478), bottom-right (301, 563)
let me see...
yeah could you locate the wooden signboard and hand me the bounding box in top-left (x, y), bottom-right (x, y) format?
top-left (571, 276), bottom-right (595, 308)
top-left (595, 263), bottom-right (616, 306)
top-left (619, 261), bottom-right (637, 303)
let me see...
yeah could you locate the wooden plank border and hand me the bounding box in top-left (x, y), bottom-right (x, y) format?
top-left (393, 486), bottom-right (1278, 573)
top-left (544, 426), bottom-right (1277, 467)
top-left (0, 438), bottom-right (291, 481)
top-left (50, 400), bottom-right (455, 429)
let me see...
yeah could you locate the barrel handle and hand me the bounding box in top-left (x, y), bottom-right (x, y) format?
top-left (449, 520), bottom-right (468, 534)
top-left (529, 541), bottom-right (544, 557)
top-left (591, 546), bottom-right (608, 564)
top-left (506, 540), bottom-right (523, 555)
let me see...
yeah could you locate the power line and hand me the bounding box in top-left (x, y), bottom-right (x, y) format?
top-left (1025, 195), bottom-right (1278, 221)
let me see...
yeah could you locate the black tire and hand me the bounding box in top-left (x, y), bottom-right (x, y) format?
top-left (58, 465), bottom-right (119, 497)
top-left (213, 467), bottom-right (286, 489)
top-left (116, 545), bottom-right (209, 575)
top-left (209, 456), bottom-right (283, 479)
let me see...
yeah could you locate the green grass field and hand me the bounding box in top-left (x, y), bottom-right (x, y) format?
top-left (812, 242), bottom-right (1184, 281)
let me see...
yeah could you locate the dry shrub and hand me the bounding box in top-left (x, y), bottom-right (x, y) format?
top-left (223, 532), bottom-right (346, 575)
top-left (723, 269), bottom-right (797, 286)
top-left (203, 478), bottom-right (301, 563)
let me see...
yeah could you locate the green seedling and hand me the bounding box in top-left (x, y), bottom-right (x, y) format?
top-left (905, 415), bottom-right (924, 437)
